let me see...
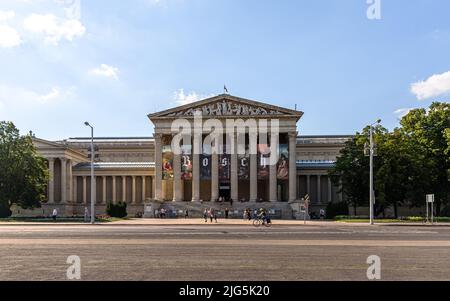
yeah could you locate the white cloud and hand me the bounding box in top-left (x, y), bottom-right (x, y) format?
top-left (0, 25), bottom-right (22, 48)
top-left (0, 85), bottom-right (74, 110)
top-left (0, 10), bottom-right (15, 22)
top-left (411, 71), bottom-right (450, 100)
top-left (173, 89), bottom-right (213, 105)
top-left (89, 64), bottom-right (120, 80)
top-left (38, 87), bottom-right (60, 103)
top-left (393, 108), bottom-right (412, 119)
top-left (23, 13), bottom-right (85, 45)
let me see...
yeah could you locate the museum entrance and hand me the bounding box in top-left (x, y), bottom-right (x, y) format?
top-left (219, 182), bottom-right (231, 201)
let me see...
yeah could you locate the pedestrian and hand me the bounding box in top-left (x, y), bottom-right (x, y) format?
top-left (225, 208), bottom-right (229, 219)
top-left (319, 208), bottom-right (325, 220)
top-left (203, 208), bottom-right (208, 222)
top-left (230, 198), bottom-right (233, 206)
top-left (84, 207), bottom-right (89, 222)
top-left (52, 208), bottom-right (58, 222)
top-left (185, 209), bottom-right (189, 219)
top-left (154, 209), bottom-right (159, 219)
top-left (209, 208), bottom-right (214, 223)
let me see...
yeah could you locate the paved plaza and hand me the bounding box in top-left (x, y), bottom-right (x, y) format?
top-left (0, 219), bottom-right (449, 281)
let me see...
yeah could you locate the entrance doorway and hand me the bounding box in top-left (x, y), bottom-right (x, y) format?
top-left (219, 183), bottom-right (231, 201)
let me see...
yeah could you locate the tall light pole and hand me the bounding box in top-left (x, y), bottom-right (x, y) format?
top-left (85, 122), bottom-right (95, 224)
top-left (369, 119), bottom-right (381, 225)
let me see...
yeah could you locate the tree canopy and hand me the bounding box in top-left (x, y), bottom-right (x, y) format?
top-left (330, 102), bottom-right (449, 217)
top-left (0, 121), bottom-right (48, 217)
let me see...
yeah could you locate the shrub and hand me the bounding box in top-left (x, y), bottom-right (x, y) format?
top-left (106, 201), bottom-right (127, 218)
top-left (0, 202), bottom-right (12, 218)
top-left (326, 202), bottom-right (349, 219)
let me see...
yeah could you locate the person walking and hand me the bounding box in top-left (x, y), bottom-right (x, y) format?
top-left (225, 208), bottom-right (229, 219)
top-left (52, 208), bottom-right (58, 222)
top-left (184, 209), bottom-right (189, 219)
top-left (209, 208), bottom-right (214, 223)
top-left (84, 207), bottom-right (89, 222)
top-left (203, 208), bottom-right (208, 222)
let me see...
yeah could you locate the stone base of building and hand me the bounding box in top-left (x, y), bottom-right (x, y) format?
top-left (143, 201), bottom-right (299, 219)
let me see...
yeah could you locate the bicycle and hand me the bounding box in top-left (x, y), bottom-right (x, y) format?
top-left (252, 216), bottom-right (272, 227)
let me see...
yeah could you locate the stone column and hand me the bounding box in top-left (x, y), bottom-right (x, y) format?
top-left (73, 176), bottom-right (77, 203)
top-left (288, 132), bottom-right (297, 202)
top-left (102, 176), bottom-right (107, 204)
top-left (112, 176), bottom-right (117, 204)
top-left (211, 130), bottom-right (219, 202)
top-left (328, 176), bottom-right (332, 203)
top-left (249, 133), bottom-right (258, 203)
top-left (230, 133), bottom-right (238, 202)
top-left (68, 160), bottom-right (73, 203)
top-left (269, 134), bottom-right (278, 202)
top-left (61, 158), bottom-right (67, 203)
top-left (142, 176), bottom-right (146, 202)
top-left (192, 134), bottom-right (201, 202)
top-left (82, 176), bottom-right (87, 204)
top-left (48, 158), bottom-right (55, 203)
top-left (154, 134), bottom-right (163, 201)
top-left (122, 176), bottom-right (126, 203)
top-left (317, 175), bottom-right (321, 204)
top-left (306, 174), bottom-right (310, 196)
top-left (173, 153), bottom-right (182, 202)
top-left (211, 152), bottom-right (219, 202)
top-left (132, 176), bottom-right (136, 204)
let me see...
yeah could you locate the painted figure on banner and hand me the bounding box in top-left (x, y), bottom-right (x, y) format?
top-left (257, 144), bottom-right (270, 180)
top-left (181, 144), bottom-right (192, 180)
top-left (162, 137), bottom-right (174, 180)
top-left (277, 144), bottom-right (289, 180)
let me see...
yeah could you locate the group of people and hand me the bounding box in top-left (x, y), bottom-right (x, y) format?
top-left (154, 208), bottom-right (167, 218)
top-left (243, 208), bottom-right (269, 222)
top-left (203, 208), bottom-right (218, 223)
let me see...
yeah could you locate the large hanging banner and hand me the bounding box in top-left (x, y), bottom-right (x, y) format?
top-left (218, 154), bottom-right (231, 181)
top-left (162, 136), bottom-right (173, 180)
top-left (238, 153), bottom-right (249, 180)
top-left (277, 144), bottom-right (289, 180)
top-left (181, 144), bottom-right (192, 180)
top-left (257, 144), bottom-right (270, 180)
top-left (200, 154), bottom-right (211, 180)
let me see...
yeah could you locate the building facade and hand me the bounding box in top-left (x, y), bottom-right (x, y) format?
top-left (16, 94), bottom-right (351, 218)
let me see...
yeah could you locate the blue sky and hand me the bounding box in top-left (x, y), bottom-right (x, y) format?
top-left (0, 0), bottom-right (449, 140)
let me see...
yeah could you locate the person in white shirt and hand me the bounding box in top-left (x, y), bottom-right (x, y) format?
top-left (52, 208), bottom-right (58, 222)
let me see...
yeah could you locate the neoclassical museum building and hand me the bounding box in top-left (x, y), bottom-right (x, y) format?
top-left (16, 94), bottom-right (351, 219)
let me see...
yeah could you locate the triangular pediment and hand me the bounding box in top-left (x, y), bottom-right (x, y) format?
top-left (33, 137), bottom-right (66, 149)
top-left (148, 94), bottom-right (303, 120)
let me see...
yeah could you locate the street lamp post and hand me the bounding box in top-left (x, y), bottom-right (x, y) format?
top-left (369, 119), bottom-right (381, 225)
top-left (85, 122), bottom-right (95, 224)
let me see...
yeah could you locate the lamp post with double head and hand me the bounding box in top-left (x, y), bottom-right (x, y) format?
top-left (369, 119), bottom-right (381, 225)
top-left (84, 122), bottom-right (95, 224)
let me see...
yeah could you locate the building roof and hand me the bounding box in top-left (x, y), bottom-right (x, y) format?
top-left (148, 93), bottom-right (304, 120)
top-left (297, 160), bottom-right (336, 169)
top-left (74, 162), bottom-right (155, 170)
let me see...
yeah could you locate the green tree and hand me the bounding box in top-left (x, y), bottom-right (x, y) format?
top-left (329, 125), bottom-right (388, 215)
top-left (0, 121), bottom-right (48, 217)
top-left (400, 102), bottom-right (450, 215)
